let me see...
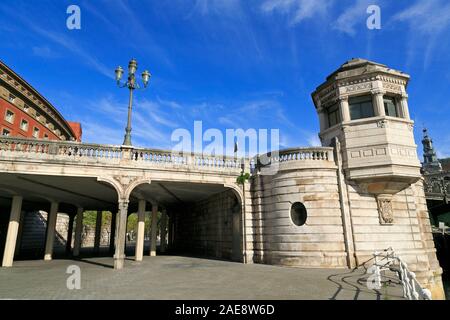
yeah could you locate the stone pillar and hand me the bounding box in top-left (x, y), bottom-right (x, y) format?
top-left (94, 210), bottom-right (102, 255)
top-left (160, 209), bottom-right (168, 253)
top-left (73, 207), bottom-right (84, 257)
top-left (167, 214), bottom-right (172, 249)
top-left (232, 199), bottom-right (242, 262)
top-left (14, 210), bottom-right (25, 257)
top-left (334, 138), bottom-right (356, 268)
top-left (339, 96), bottom-right (350, 122)
top-left (149, 202), bottom-right (158, 257)
top-left (44, 202), bottom-right (59, 261)
top-left (318, 108), bottom-right (328, 131)
top-left (135, 200), bottom-right (146, 261)
top-left (400, 95), bottom-right (410, 120)
top-left (109, 211), bottom-right (117, 255)
top-left (373, 91), bottom-right (386, 117)
top-left (65, 214), bottom-right (75, 255)
top-left (114, 201), bottom-right (128, 270)
top-left (2, 196), bottom-right (23, 267)
top-left (171, 216), bottom-right (176, 248)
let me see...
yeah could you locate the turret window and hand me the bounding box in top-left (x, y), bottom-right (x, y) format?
top-left (383, 96), bottom-right (398, 117)
top-left (327, 103), bottom-right (340, 127)
top-left (349, 95), bottom-right (374, 120)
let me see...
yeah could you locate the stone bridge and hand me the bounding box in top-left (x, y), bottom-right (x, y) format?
top-left (0, 135), bottom-right (334, 270)
top-left (423, 171), bottom-right (450, 228)
top-left (424, 172), bottom-right (450, 202)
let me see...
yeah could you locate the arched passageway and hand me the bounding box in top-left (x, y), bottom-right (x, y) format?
top-left (0, 173), bottom-right (118, 266)
top-left (1, 172), bottom-right (244, 269)
top-left (126, 181), bottom-right (244, 264)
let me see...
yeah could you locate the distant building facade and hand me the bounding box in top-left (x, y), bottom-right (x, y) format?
top-left (0, 61), bottom-right (81, 141)
top-left (421, 128), bottom-right (450, 225)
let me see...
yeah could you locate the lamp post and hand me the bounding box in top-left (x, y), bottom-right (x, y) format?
top-left (115, 59), bottom-right (151, 146)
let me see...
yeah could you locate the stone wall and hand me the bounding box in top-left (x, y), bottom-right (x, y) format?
top-left (80, 225), bottom-right (111, 247)
top-left (20, 211), bottom-right (68, 256)
top-left (173, 189), bottom-right (241, 261)
top-left (18, 211), bottom-right (111, 256)
top-left (345, 179), bottom-right (443, 296)
top-left (251, 161), bottom-right (348, 268)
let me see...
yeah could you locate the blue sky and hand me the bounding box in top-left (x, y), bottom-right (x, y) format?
top-left (0, 0), bottom-right (449, 158)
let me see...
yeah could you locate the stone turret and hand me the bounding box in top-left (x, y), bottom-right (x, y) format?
top-left (311, 58), bottom-right (445, 299)
top-left (421, 128), bottom-right (442, 174)
top-left (312, 58), bottom-right (421, 218)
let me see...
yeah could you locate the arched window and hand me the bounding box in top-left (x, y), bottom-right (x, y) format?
top-left (290, 202), bottom-right (307, 226)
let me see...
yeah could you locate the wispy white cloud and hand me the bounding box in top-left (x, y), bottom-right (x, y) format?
top-left (307, 134), bottom-right (321, 147)
top-left (391, 0), bottom-right (450, 68)
top-left (333, 0), bottom-right (374, 36)
top-left (81, 121), bottom-right (123, 146)
top-left (109, 0), bottom-right (173, 69)
top-left (32, 46), bottom-right (59, 59)
top-left (81, 96), bottom-right (181, 147)
top-left (393, 0), bottom-right (450, 34)
top-left (260, 0), bottom-right (333, 25)
top-left (191, 0), bottom-right (241, 16)
top-left (0, 4), bottom-right (113, 79)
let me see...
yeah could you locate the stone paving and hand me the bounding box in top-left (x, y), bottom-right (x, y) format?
top-left (0, 255), bottom-right (405, 300)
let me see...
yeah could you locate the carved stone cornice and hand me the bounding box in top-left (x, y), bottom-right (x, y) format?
top-left (344, 81), bottom-right (373, 94)
top-left (372, 89), bottom-right (386, 96)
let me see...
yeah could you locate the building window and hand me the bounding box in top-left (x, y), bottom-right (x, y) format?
top-left (383, 96), bottom-right (398, 117)
top-left (5, 110), bottom-right (14, 123)
top-left (2, 128), bottom-right (10, 136)
top-left (8, 93), bottom-right (16, 103)
top-left (43, 133), bottom-right (49, 139)
top-left (290, 202), bottom-right (307, 226)
top-left (23, 104), bottom-right (29, 113)
top-left (349, 95), bottom-right (374, 120)
top-left (20, 119), bottom-right (29, 131)
top-left (327, 103), bottom-right (340, 127)
top-left (32, 127), bottom-right (40, 138)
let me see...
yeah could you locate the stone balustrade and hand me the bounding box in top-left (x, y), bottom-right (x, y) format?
top-left (0, 136), bottom-right (242, 172)
top-left (254, 147), bottom-right (334, 169)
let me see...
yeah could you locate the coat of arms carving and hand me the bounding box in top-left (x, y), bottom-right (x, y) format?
top-left (377, 197), bottom-right (394, 224)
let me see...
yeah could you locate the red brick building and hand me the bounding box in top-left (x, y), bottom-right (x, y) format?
top-left (0, 60), bottom-right (81, 141)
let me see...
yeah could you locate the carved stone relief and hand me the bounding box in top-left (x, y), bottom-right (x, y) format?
top-left (377, 195), bottom-right (394, 224)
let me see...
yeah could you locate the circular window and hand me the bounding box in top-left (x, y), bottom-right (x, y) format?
top-left (290, 202), bottom-right (307, 226)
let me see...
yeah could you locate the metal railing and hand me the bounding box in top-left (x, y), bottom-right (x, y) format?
top-left (371, 248), bottom-right (432, 300)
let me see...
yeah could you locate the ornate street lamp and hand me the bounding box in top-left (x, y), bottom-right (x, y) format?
top-left (115, 59), bottom-right (151, 146)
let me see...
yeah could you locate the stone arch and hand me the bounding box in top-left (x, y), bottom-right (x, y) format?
top-left (224, 183), bottom-right (244, 205)
top-left (97, 176), bottom-right (124, 201)
top-left (123, 178), bottom-right (152, 201)
top-left (224, 183), bottom-right (246, 263)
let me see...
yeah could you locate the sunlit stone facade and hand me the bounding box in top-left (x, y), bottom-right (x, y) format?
top-left (0, 58), bottom-right (445, 299)
top-left (249, 59), bottom-right (444, 299)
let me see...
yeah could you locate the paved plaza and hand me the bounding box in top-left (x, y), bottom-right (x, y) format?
top-left (0, 255), bottom-right (404, 300)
